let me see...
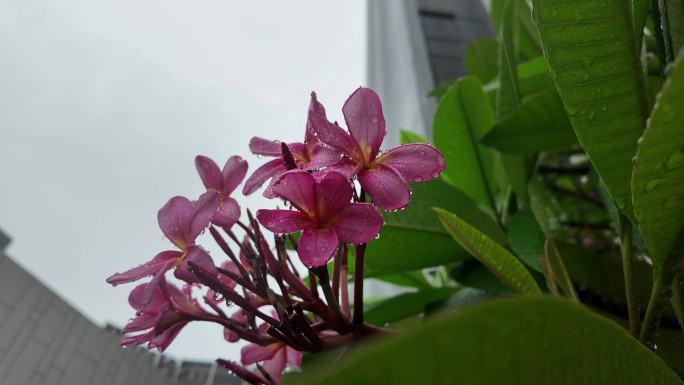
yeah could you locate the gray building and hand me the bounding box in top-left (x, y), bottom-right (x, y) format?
top-left (368, 0), bottom-right (494, 145)
top-left (0, 228), bottom-right (238, 385)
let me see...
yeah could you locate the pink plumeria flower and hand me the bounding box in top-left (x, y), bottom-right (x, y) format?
top-left (107, 194), bottom-right (220, 303)
top-left (195, 155), bottom-right (248, 228)
top-left (256, 170), bottom-right (383, 266)
top-left (310, 87), bottom-right (445, 210)
top-left (240, 311), bottom-right (302, 383)
top-left (242, 93), bottom-right (342, 198)
top-left (121, 276), bottom-right (211, 352)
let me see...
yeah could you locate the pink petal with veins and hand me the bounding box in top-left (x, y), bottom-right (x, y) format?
top-left (241, 343), bottom-right (282, 365)
top-left (308, 110), bottom-right (357, 155)
top-left (358, 164), bottom-right (410, 211)
top-left (174, 245), bottom-right (218, 285)
top-left (313, 172), bottom-right (353, 220)
top-left (243, 158), bottom-right (286, 196)
top-left (249, 137), bottom-right (282, 157)
top-left (213, 197), bottom-right (240, 228)
top-left (195, 155), bottom-right (222, 191)
top-left (221, 156), bottom-right (248, 195)
top-left (106, 250), bottom-right (181, 286)
top-left (376, 143), bottom-right (445, 183)
top-left (262, 349), bottom-right (288, 383)
top-left (331, 203), bottom-right (383, 244)
top-left (297, 227), bottom-right (338, 267)
top-left (271, 171), bottom-right (316, 216)
top-left (343, 87), bottom-right (386, 162)
top-left (256, 209), bottom-right (312, 234)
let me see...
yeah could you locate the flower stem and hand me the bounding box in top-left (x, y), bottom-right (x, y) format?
top-left (353, 243), bottom-right (366, 326)
top-left (619, 219), bottom-right (641, 338)
top-left (340, 244), bottom-right (350, 318)
top-left (314, 266), bottom-right (348, 331)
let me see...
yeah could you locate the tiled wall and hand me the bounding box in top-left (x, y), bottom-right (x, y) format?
top-left (0, 235), bottom-right (238, 385)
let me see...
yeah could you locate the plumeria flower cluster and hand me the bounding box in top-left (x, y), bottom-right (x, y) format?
top-left (107, 87), bottom-right (444, 384)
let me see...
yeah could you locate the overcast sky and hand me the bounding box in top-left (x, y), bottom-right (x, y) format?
top-left (0, 0), bottom-right (366, 361)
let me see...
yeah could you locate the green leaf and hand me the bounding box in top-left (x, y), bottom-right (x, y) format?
top-left (632, 51), bottom-right (684, 277)
top-left (434, 208), bottom-right (541, 294)
top-left (491, 0), bottom-right (542, 61)
top-left (496, 0), bottom-right (531, 203)
top-left (399, 129), bottom-right (429, 145)
top-left (528, 177), bottom-right (566, 235)
top-left (507, 210), bottom-right (544, 272)
top-left (465, 39), bottom-right (499, 83)
top-left (532, 0), bottom-right (650, 221)
top-left (482, 88), bottom-right (578, 153)
top-left (371, 271), bottom-right (432, 290)
top-left (364, 287), bottom-right (458, 326)
top-left (433, 76), bottom-right (498, 211)
top-left (667, 0), bottom-right (684, 53)
top-left (633, 0), bottom-right (649, 46)
top-left (451, 260), bottom-right (512, 293)
top-left (289, 297), bottom-right (683, 385)
top-left (366, 178), bottom-right (505, 276)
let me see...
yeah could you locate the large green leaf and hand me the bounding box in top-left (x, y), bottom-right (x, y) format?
top-left (364, 287), bottom-right (458, 326)
top-left (632, 52), bottom-right (684, 277)
top-left (434, 208), bottom-right (541, 294)
top-left (532, 0), bottom-right (650, 220)
top-left (490, 0), bottom-right (542, 61)
top-left (434, 77), bottom-right (497, 211)
top-left (465, 39), bottom-right (499, 83)
top-left (289, 297), bottom-right (683, 385)
top-left (482, 88), bottom-right (578, 153)
top-left (366, 179), bottom-right (505, 276)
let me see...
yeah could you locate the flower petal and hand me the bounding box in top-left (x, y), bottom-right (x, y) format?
top-left (106, 250), bottom-right (181, 286)
top-left (358, 164), bottom-right (410, 210)
top-left (305, 91), bottom-right (327, 150)
top-left (213, 197), bottom-right (240, 228)
top-left (324, 158), bottom-right (362, 179)
top-left (188, 191), bottom-right (220, 241)
top-left (286, 346), bottom-right (302, 368)
top-left (148, 322), bottom-right (186, 352)
top-left (256, 209), bottom-right (311, 234)
top-left (343, 87), bottom-right (386, 161)
top-left (297, 227), bottom-right (338, 267)
top-left (330, 203), bottom-right (383, 244)
top-left (241, 343), bottom-right (282, 365)
top-left (313, 171), bottom-right (353, 220)
top-left (376, 143), bottom-right (445, 183)
top-left (221, 156), bottom-right (248, 195)
top-left (195, 155), bottom-right (222, 191)
top-left (242, 158), bottom-right (286, 196)
top-left (309, 110), bottom-right (357, 155)
top-left (262, 349), bottom-right (288, 383)
top-left (128, 281), bottom-right (167, 312)
top-left (174, 245), bottom-right (218, 285)
top-left (271, 171), bottom-right (316, 216)
top-left (305, 144), bottom-right (343, 170)
top-left (157, 197), bottom-right (194, 248)
top-left (249, 136), bottom-right (282, 157)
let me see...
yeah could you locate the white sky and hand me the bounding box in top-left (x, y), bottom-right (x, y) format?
top-left (0, 0), bottom-right (366, 361)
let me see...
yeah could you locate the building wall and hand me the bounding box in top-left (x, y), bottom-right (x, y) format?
top-left (367, 0), bottom-right (495, 145)
top-left (0, 231), bottom-right (238, 385)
